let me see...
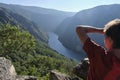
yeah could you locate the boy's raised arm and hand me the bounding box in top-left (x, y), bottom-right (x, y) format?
top-left (76, 25), bottom-right (104, 44)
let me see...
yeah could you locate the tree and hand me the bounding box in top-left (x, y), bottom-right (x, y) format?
top-left (0, 23), bottom-right (35, 56)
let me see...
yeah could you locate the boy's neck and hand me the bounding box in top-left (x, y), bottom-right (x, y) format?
top-left (112, 49), bottom-right (120, 59)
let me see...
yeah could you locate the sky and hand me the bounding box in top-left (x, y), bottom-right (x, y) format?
top-left (0, 0), bottom-right (120, 12)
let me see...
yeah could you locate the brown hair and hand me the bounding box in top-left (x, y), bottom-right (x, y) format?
top-left (104, 19), bottom-right (120, 48)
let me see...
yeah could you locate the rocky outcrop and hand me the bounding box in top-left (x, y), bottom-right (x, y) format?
top-left (16, 76), bottom-right (37, 80)
top-left (0, 57), bottom-right (38, 80)
top-left (50, 70), bottom-right (71, 80)
top-left (0, 57), bottom-right (16, 80)
top-left (50, 70), bottom-right (80, 80)
top-left (49, 58), bottom-right (89, 80)
top-left (0, 57), bottom-right (89, 80)
top-left (73, 58), bottom-right (89, 80)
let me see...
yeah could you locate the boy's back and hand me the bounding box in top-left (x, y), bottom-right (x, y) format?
top-left (76, 19), bottom-right (120, 80)
top-left (83, 37), bottom-right (120, 80)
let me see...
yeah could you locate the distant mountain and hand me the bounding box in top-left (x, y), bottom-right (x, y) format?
top-left (0, 3), bottom-right (76, 32)
top-left (55, 17), bottom-right (73, 35)
top-left (56, 4), bottom-right (120, 53)
top-left (0, 7), bottom-right (48, 42)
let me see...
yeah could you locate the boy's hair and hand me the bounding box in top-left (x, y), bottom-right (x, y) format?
top-left (104, 19), bottom-right (120, 48)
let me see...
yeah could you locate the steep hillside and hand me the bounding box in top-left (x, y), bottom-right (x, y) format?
top-left (0, 7), bottom-right (77, 80)
top-left (0, 23), bottom-right (77, 80)
top-left (56, 4), bottom-right (120, 53)
top-left (0, 7), bottom-right (48, 42)
top-left (0, 3), bottom-right (76, 32)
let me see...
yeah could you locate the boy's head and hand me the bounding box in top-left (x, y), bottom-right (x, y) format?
top-left (104, 19), bottom-right (120, 50)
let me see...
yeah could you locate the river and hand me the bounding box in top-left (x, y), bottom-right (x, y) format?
top-left (48, 32), bottom-right (83, 62)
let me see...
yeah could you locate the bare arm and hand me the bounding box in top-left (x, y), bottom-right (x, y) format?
top-left (76, 25), bottom-right (104, 44)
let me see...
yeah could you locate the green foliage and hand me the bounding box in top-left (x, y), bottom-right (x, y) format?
top-left (35, 41), bottom-right (65, 59)
top-left (0, 23), bottom-right (35, 56)
top-left (0, 23), bottom-right (77, 80)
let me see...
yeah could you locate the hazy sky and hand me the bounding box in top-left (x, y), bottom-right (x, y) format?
top-left (0, 0), bottom-right (120, 12)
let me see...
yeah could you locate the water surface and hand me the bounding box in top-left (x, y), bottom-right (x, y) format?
top-left (48, 32), bottom-right (83, 61)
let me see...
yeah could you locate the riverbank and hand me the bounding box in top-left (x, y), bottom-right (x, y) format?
top-left (48, 32), bottom-right (83, 62)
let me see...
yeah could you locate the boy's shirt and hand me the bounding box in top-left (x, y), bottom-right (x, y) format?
top-left (104, 56), bottom-right (120, 80)
top-left (83, 38), bottom-right (120, 80)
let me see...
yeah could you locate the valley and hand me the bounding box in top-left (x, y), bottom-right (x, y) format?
top-left (0, 3), bottom-right (120, 80)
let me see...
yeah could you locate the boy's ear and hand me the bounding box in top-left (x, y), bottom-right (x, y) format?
top-left (108, 37), bottom-right (113, 46)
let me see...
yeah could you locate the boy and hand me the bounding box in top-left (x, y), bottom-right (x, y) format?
top-left (76, 19), bottom-right (120, 80)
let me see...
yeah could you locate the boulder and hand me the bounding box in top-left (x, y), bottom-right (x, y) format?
top-left (0, 57), bottom-right (16, 80)
top-left (73, 58), bottom-right (89, 80)
top-left (0, 57), bottom-right (38, 80)
top-left (16, 76), bottom-right (38, 80)
top-left (50, 70), bottom-right (71, 80)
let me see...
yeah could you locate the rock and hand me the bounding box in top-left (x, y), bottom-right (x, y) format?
top-left (73, 58), bottom-right (89, 80)
top-left (0, 57), bottom-right (38, 80)
top-left (49, 58), bottom-right (89, 80)
top-left (50, 70), bottom-right (72, 80)
top-left (16, 75), bottom-right (38, 80)
top-left (0, 57), bottom-right (16, 80)
top-left (0, 57), bottom-right (89, 80)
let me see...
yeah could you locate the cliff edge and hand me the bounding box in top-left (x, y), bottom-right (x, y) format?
top-left (0, 57), bottom-right (37, 80)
